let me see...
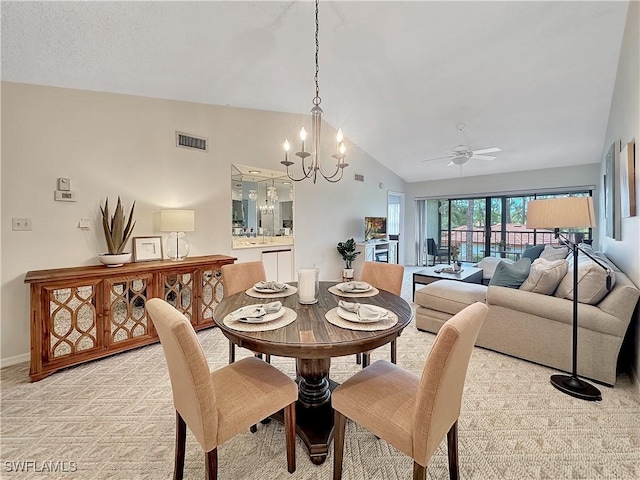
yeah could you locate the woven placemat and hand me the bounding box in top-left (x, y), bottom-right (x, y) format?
top-left (324, 307), bottom-right (398, 331)
top-left (245, 285), bottom-right (298, 299)
top-left (328, 285), bottom-right (379, 298)
top-left (223, 307), bottom-right (297, 332)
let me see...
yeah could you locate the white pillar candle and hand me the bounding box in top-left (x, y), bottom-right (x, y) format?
top-left (298, 268), bottom-right (319, 304)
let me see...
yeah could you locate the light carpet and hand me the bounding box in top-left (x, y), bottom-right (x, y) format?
top-left (1, 267), bottom-right (639, 479)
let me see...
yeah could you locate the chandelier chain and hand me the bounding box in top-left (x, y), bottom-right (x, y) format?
top-left (313, 0), bottom-right (320, 106)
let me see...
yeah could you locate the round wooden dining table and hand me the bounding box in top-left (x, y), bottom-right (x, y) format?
top-left (214, 281), bottom-right (413, 465)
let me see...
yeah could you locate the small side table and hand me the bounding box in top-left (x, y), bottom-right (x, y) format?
top-left (413, 264), bottom-right (483, 300)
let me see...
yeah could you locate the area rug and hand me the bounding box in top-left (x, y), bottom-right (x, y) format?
top-left (1, 267), bottom-right (638, 479)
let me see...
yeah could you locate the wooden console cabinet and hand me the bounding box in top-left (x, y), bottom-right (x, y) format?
top-left (24, 254), bottom-right (235, 381)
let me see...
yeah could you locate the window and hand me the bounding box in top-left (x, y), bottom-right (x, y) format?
top-left (418, 190), bottom-right (592, 265)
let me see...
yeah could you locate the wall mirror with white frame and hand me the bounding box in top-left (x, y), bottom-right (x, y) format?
top-left (231, 164), bottom-right (294, 249)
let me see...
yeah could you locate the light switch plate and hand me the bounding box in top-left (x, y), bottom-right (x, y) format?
top-left (54, 190), bottom-right (76, 202)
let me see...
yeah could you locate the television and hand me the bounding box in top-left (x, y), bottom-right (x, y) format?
top-left (365, 217), bottom-right (387, 241)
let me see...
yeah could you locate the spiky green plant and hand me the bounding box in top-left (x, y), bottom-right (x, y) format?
top-left (101, 197), bottom-right (136, 254)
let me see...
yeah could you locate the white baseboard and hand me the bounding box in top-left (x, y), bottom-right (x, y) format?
top-left (0, 353), bottom-right (29, 369)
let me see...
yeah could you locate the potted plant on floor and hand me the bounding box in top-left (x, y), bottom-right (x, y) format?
top-left (337, 238), bottom-right (360, 280)
top-left (98, 197), bottom-right (136, 267)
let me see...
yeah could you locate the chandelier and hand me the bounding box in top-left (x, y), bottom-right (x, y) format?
top-left (259, 181), bottom-right (275, 215)
top-left (281, 0), bottom-right (348, 183)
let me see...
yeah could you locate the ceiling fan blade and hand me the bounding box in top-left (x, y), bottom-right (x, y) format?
top-left (421, 155), bottom-right (453, 163)
top-left (472, 147), bottom-right (501, 155)
top-left (471, 155), bottom-right (496, 161)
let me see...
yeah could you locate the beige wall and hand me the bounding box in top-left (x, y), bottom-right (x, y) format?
top-left (0, 82), bottom-right (406, 364)
top-left (600, 1), bottom-right (640, 382)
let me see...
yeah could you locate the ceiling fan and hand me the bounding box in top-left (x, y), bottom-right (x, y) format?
top-left (422, 124), bottom-right (501, 166)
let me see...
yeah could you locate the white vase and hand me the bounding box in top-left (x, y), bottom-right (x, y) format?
top-left (98, 253), bottom-right (132, 267)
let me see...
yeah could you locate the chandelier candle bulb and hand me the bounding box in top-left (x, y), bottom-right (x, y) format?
top-left (284, 140), bottom-right (290, 164)
top-left (300, 127), bottom-right (306, 153)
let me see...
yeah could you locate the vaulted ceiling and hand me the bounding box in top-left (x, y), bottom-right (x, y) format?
top-left (1, 1), bottom-right (629, 182)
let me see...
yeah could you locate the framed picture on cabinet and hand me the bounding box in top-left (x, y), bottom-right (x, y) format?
top-left (133, 236), bottom-right (164, 262)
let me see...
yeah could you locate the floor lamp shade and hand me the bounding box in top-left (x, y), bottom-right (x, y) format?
top-left (526, 197), bottom-right (595, 229)
top-left (160, 210), bottom-right (195, 261)
top-left (525, 196), bottom-right (601, 401)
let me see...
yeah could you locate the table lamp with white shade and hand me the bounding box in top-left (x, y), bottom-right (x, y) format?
top-left (526, 196), bottom-right (611, 401)
top-left (160, 209), bottom-right (195, 261)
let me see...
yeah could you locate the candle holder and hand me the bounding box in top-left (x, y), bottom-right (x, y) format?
top-left (298, 267), bottom-right (319, 304)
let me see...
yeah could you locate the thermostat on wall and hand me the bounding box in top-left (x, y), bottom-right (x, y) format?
top-left (54, 190), bottom-right (77, 202)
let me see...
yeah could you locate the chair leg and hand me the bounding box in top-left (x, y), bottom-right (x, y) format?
top-left (333, 410), bottom-right (346, 480)
top-left (447, 421), bottom-right (459, 480)
top-left (284, 402), bottom-right (296, 473)
top-left (174, 411), bottom-right (186, 480)
top-left (205, 448), bottom-right (218, 480)
top-left (265, 354), bottom-right (271, 364)
top-left (413, 461), bottom-right (427, 480)
top-left (228, 340), bottom-right (235, 364)
top-left (362, 352), bottom-right (370, 368)
top-left (355, 353), bottom-right (362, 364)
top-left (250, 424), bottom-right (257, 433)
top-left (390, 339), bottom-right (397, 364)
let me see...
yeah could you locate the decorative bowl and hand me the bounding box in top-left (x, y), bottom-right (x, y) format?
top-left (98, 253), bottom-right (131, 267)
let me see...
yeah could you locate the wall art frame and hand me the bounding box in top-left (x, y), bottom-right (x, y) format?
top-left (619, 141), bottom-right (636, 218)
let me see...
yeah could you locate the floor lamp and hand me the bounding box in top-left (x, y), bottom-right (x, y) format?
top-left (526, 197), bottom-right (610, 401)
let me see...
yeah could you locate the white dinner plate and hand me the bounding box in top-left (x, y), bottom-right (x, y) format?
top-left (336, 305), bottom-right (388, 323)
top-left (334, 282), bottom-right (372, 293)
top-left (231, 305), bottom-right (286, 324)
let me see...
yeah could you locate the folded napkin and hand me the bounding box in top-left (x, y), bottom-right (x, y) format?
top-left (232, 301), bottom-right (282, 320)
top-left (254, 281), bottom-right (288, 292)
top-left (338, 300), bottom-right (389, 322)
top-left (337, 281), bottom-right (370, 293)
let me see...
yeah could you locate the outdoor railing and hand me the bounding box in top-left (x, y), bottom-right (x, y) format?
top-left (440, 229), bottom-right (561, 263)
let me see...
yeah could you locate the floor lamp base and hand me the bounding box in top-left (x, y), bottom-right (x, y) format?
top-left (550, 374), bottom-right (602, 401)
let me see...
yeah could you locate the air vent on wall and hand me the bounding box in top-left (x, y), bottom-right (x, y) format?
top-left (176, 131), bottom-right (208, 152)
top-left (354, 174), bottom-right (364, 182)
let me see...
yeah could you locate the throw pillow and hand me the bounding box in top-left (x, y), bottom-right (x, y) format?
top-left (554, 255), bottom-right (617, 304)
top-left (521, 244), bottom-right (545, 261)
top-left (539, 245), bottom-right (569, 262)
top-left (475, 256), bottom-right (514, 281)
top-left (489, 258), bottom-right (532, 289)
top-left (520, 258), bottom-right (569, 295)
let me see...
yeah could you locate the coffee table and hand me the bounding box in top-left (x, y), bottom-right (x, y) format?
top-left (413, 264), bottom-right (483, 299)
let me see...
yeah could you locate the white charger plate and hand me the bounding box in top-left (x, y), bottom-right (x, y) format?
top-left (336, 305), bottom-right (388, 323)
top-left (334, 282), bottom-right (372, 293)
top-left (231, 305), bottom-right (286, 324)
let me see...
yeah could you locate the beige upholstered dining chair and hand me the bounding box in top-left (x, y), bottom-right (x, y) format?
top-left (221, 261), bottom-right (268, 363)
top-left (146, 298), bottom-right (297, 480)
top-left (359, 261), bottom-right (405, 367)
top-left (332, 302), bottom-right (488, 480)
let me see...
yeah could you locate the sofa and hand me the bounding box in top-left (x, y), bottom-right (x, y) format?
top-left (414, 250), bottom-right (639, 386)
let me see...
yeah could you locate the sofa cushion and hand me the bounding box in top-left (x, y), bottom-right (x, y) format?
top-left (520, 258), bottom-right (568, 295)
top-left (554, 255), bottom-right (617, 304)
top-left (539, 245), bottom-right (569, 261)
top-left (475, 256), bottom-right (514, 281)
top-left (489, 258), bottom-right (532, 289)
top-left (521, 244), bottom-right (545, 261)
top-left (414, 280), bottom-right (486, 315)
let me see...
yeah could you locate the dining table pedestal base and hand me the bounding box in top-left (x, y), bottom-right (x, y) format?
top-left (271, 357), bottom-right (337, 465)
